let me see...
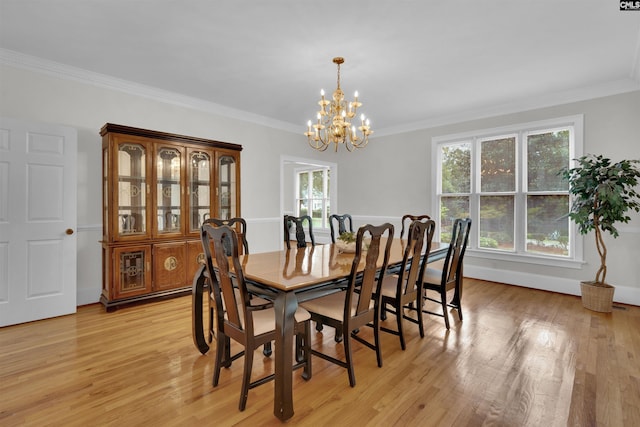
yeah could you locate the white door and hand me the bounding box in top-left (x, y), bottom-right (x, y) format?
top-left (0, 117), bottom-right (77, 327)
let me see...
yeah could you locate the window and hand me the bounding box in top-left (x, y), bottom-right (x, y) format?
top-left (433, 115), bottom-right (583, 264)
top-left (296, 167), bottom-right (330, 229)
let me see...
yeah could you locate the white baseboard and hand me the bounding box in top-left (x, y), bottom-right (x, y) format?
top-left (77, 288), bottom-right (101, 306)
top-left (465, 265), bottom-right (640, 307)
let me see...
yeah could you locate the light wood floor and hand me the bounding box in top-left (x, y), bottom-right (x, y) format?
top-left (1, 279), bottom-right (639, 426)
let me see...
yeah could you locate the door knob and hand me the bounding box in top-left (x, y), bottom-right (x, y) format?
top-left (66, 228), bottom-right (74, 235)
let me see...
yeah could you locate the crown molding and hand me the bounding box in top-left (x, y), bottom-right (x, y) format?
top-left (2, 48), bottom-right (638, 138)
top-left (0, 48), bottom-right (300, 133)
top-left (375, 79), bottom-right (640, 137)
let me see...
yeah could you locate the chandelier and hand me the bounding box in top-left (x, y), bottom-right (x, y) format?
top-left (304, 57), bottom-right (373, 152)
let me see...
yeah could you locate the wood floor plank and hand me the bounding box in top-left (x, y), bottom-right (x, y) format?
top-left (1, 279), bottom-right (639, 426)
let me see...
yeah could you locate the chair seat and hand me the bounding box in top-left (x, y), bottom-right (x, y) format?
top-left (214, 293), bottom-right (310, 335)
top-left (422, 267), bottom-right (443, 287)
top-left (301, 290), bottom-right (374, 322)
top-left (249, 306), bottom-right (311, 336)
top-left (379, 274), bottom-right (418, 298)
top-left (379, 274), bottom-right (400, 298)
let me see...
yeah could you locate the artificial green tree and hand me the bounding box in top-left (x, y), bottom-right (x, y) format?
top-left (561, 154), bottom-right (640, 285)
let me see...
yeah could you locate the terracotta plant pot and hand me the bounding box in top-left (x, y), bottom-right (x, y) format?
top-left (580, 281), bottom-right (615, 313)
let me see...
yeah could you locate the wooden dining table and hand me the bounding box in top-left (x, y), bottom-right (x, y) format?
top-left (192, 238), bottom-right (448, 422)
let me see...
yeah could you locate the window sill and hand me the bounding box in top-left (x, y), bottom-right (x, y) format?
top-left (466, 248), bottom-right (584, 269)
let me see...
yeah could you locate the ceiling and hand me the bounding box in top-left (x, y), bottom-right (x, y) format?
top-left (1, 1), bottom-right (639, 136)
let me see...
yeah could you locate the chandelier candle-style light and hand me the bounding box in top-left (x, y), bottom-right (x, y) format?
top-left (304, 57), bottom-right (373, 152)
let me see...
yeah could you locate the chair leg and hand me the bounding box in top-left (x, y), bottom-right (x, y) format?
top-left (416, 292), bottom-right (425, 338)
top-left (440, 288), bottom-right (450, 329)
top-left (396, 301), bottom-right (406, 351)
top-left (373, 313), bottom-right (383, 368)
top-left (239, 342), bottom-right (254, 411)
top-left (223, 336), bottom-right (232, 367)
top-left (344, 329), bottom-right (356, 387)
top-left (263, 342), bottom-right (272, 357)
top-left (302, 321), bottom-right (312, 380)
top-left (452, 288), bottom-right (463, 321)
top-left (213, 333), bottom-right (227, 386)
top-left (295, 333), bottom-right (303, 363)
top-left (209, 306), bottom-right (214, 343)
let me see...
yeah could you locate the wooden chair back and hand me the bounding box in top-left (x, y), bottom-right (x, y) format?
top-left (201, 223), bottom-right (249, 340)
top-left (329, 213), bottom-right (354, 243)
top-left (284, 215), bottom-right (315, 249)
top-left (441, 218), bottom-right (472, 288)
top-left (398, 218), bottom-right (436, 298)
top-left (400, 214), bottom-right (431, 239)
top-left (203, 217), bottom-right (249, 254)
top-left (346, 223), bottom-right (394, 327)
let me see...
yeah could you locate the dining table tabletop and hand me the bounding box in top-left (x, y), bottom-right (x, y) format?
top-left (192, 238), bottom-right (449, 422)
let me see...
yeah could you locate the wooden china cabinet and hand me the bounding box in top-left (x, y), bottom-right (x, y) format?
top-left (100, 123), bottom-right (242, 310)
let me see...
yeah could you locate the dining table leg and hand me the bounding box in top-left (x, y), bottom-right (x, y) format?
top-left (272, 290), bottom-right (298, 421)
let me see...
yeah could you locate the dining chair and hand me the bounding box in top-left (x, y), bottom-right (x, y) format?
top-left (203, 217), bottom-right (252, 345)
top-left (284, 214), bottom-right (315, 249)
top-left (378, 218), bottom-right (435, 350)
top-left (201, 223), bottom-right (312, 410)
top-left (329, 213), bottom-right (354, 243)
top-left (399, 214), bottom-right (431, 239)
top-left (301, 223), bottom-right (394, 387)
top-left (421, 218), bottom-right (472, 329)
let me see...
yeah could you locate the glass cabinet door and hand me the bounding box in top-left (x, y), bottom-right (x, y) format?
top-left (189, 150), bottom-right (211, 232)
top-left (218, 154), bottom-right (237, 220)
top-left (117, 142), bottom-right (147, 237)
top-left (156, 146), bottom-right (182, 234)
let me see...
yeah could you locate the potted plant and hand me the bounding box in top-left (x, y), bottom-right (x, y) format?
top-left (335, 231), bottom-right (371, 253)
top-left (561, 154), bottom-right (640, 312)
top-left (336, 231), bottom-right (357, 253)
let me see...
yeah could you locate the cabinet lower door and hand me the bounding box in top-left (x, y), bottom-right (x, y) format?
top-left (153, 242), bottom-right (188, 291)
top-left (186, 240), bottom-right (206, 286)
top-left (112, 245), bottom-right (152, 299)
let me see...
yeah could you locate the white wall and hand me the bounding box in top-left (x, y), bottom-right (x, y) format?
top-left (1, 63), bottom-right (638, 306)
top-left (0, 64), bottom-right (328, 304)
top-left (342, 91), bottom-right (640, 305)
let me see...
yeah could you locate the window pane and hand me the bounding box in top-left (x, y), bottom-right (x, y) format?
top-left (298, 172), bottom-right (309, 199)
top-left (527, 130), bottom-right (570, 191)
top-left (479, 195), bottom-right (514, 250)
top-left (441, 143), bottom-right (471, 194)
top-left (440, 196), bottom-right (469, 242)
top-left (526, 195), bottom-right (569, 256)
top-left (312, 170), bottom-right (323, 197)
top-left (311, 198), bottom-right (323, 228)
top-left (481, 137), bottom-right (515, 192)
top-left (298, 199), bottom-right (309, 217)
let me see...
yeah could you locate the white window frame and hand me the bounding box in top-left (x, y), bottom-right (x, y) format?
top-left (280, 155), bottom-right (337, 234)
top-left (295, 166), bottom-right (331, 229)
top-left (432, 115), bottom-right (584, 268)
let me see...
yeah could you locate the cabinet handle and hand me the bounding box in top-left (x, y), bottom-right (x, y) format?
top-left (66, 228), bottom-right (74, 235)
